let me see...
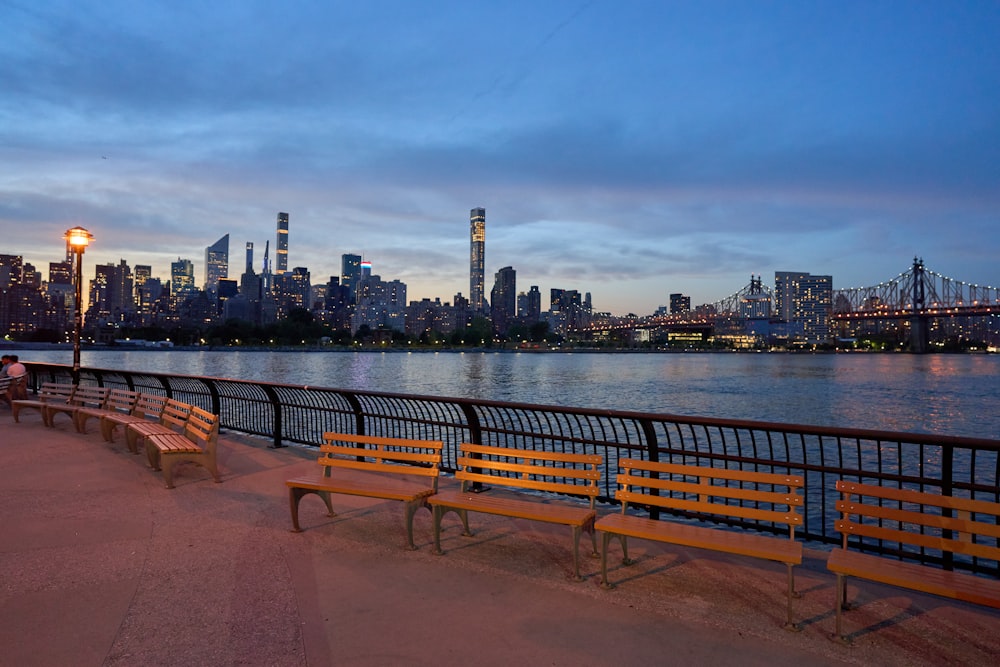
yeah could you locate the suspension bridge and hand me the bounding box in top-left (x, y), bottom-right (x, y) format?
top-left (572, 258), bottom-right (1000, 351)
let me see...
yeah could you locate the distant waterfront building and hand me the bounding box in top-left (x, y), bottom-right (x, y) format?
top-left (276, 212), bottom-right (289, 275)
top-left (470, 207), bottom-right (486, 313)
top-left (774, 271), bottom-right (833, 344)
top-left (490, 266), bottom-right (516, 337)
top-left (669, 293), bottom-right (691, 314)
top-left (204, 234), bottom-right (229, 296)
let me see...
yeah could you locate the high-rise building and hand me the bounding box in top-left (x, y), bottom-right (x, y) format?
top-left (669, 293), bottom-right (691, 314)
top-left (490, 266), bottom-right (516, 337)
top-left (204, 234), bottom-right (229, 295)
top-left (171, 258), bottom-right (196, 308)
top-left (341, 253), bottom-right (362, 303)
top-left (276, 212), bottom-right (289, 275)
top-left (245, 242), bottom-right (254, 275)
top-left (774, 271), bottom-right (833, 344)
top-left (87, 259), bottom-right (134, 325)
top-left (525, 285), bottom-right (541, 324)
top-left (470, 207), bottom-right (486, 313)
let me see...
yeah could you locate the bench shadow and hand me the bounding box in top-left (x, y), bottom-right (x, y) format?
top-left (600, 551), bottom-right (689, 587)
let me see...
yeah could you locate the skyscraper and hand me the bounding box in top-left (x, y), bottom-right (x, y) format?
top-left (341, 253), bottom-right (362, 303)
top-left (276, 212), bottom-right (289, 275)
top-left (470, 207), bottom-right (486, 313)
top-left (171, 258), bottom-right (195, 308)
top-left (204, 234), bottom-right (229, 295)
top-left (490, 266), bottom-right (516, 337)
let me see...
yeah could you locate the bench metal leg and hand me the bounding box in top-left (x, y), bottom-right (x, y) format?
top-left (783, 563), bottom-right (800, 632)
top-left (571, 526), bottom-right (585, 582)
top-left (600, 531), bottom-right (614, 589)
top-left (431, 505), bottom-right (471, 555)
top-left (403, 500), bottom-right (422, 551)
top-left (834, 573), bottom-right (850, 643)
top-left (288, 488), bottom-right (335, 532)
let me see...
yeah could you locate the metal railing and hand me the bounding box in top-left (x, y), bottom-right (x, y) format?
top-left (24, 362), bottom-right (1000, 574)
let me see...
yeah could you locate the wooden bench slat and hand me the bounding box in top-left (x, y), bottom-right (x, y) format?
top-left (835, 519), bottom-right (1000, 561)
top-left (836, 499), bottom-right (1000, 541)
top-left (431, 489), bottom-right (596, 527)
top-left (621, 458), bottom-right (803, 487)
top-left (828, 549), bottom-right (1000, 609)
top-left (596, 513), bottom-right (802, 564)
top-left (838, 480), bottom-right (1000, 515)
top-left (619, 473), bottom-right (805, 506)
top-left (460, 443), bottom-right (601, 465)
top-left (320, 458), bottom-right (439, 478)
top-left (456, 470), bottom-right (601, 498)
top-left (617, 489), bottom-right (803, 525)
top-left (455, 456), bottom-right (601, 481)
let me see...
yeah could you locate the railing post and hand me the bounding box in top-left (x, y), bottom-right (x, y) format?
top-left (261, 385), bottom-right (284, 448)
top-left (942, 445), bottom-right (955, 570)
top-left (459, 403), bottom-right (486, 492)
top-left (341, 391), bottom-right (366, 437)
top-left (640, 419), bottom-right (660, 519)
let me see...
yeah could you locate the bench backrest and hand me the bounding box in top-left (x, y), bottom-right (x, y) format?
top-left (158, 399), bottom-right (193, 431)
top-left (181, 406), bottom-right (220, 453)
top-left (614, 459), bottom-right (804, 538)
top-left (320, 433), bottom-right (443, 489)
top-left (835, 480), bottom-right (1000, 561)
top-left (68, 385), bottom-right (110, 409)
top-left (34, 382), bottom-right (76, 403)
top-left (103, 389), bottom-right (139, 415)
top-left (132, 393), bottom-right (168, 420)
top-left (456, 443), bottom-right (602, 507)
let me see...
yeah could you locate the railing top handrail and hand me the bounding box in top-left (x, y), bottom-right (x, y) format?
top-left (24, 361), bottom-right (1000, 451)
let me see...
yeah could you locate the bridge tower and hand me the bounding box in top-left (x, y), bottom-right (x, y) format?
top-left (910, 256), bottom-right (929, 353)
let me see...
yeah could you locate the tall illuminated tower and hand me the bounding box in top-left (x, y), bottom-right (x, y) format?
top-left (470, 207), bottom-right (486, 313)
top-left (276, 212), bottom-right (289, 275)
top-left (204, 233), bottom-right (229, 295)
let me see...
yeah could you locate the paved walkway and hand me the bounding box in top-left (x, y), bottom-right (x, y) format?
top-left (1, 409), bottom-right (998, 666)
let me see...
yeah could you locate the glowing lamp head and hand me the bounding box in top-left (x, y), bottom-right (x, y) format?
top-left (65, 226), bottom-right (94, 250)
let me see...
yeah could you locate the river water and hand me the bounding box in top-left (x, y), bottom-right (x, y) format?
top-left (19, 349), bottom-right (1000, 440)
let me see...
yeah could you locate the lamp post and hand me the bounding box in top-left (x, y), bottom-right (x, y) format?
top-left (64, 226), bottom-right (93, 384)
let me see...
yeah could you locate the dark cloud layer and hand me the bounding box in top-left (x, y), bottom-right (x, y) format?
top-left (1, 0), bottom-right (998, 313)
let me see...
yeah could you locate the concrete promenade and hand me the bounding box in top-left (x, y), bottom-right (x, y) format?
top-left (1, 410), bottom-right (998, 666)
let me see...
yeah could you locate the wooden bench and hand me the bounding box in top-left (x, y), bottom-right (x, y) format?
top-left (125, 399), bottom-right (192, 454)
top-left (100, 393), bottom-right (168, 444)
top-left (594, 459), bottom-right (804, 629)
top-left (11, 382), bottom-right (76, 422)
top-left (285, 433), bottom-right (443, 550)
top-left (144, 405), bottom-right (221, 488)
top-left (43, 385), bottom-right (109, 428)
top-left (428, 443), bottom-right (602, 581)
top-left (74, 388), bottom-right (139, 434)
top-left (828, 480), bottom-right (1000, 642)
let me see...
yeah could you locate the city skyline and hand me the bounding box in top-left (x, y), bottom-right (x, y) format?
top-left (2, 2), bottom-right (999, 315)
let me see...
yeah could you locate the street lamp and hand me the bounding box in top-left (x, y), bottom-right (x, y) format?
top-left (64, 226), bottom-right (93, 384)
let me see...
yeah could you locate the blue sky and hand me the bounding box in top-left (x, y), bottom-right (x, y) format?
top-left (2, 1), bottom-right (998, 315)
